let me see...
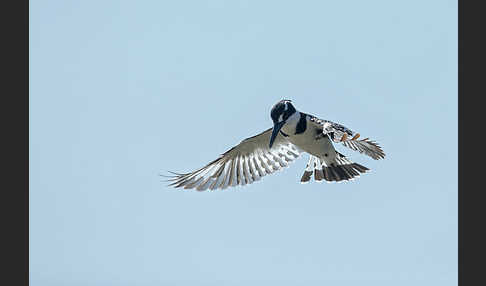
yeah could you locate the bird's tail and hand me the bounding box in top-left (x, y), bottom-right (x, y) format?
top-left (300, 153), bottom-right (369, 183)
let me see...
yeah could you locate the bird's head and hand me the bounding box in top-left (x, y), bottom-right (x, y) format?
top-left (269, 99), bottom-right (297, 148)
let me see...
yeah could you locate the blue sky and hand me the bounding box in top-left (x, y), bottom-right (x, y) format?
top-left (30, 1), bottom-right (457, 285)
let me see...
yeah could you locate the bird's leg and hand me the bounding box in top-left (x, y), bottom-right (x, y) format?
top-left (315, 129), bottom-right (326, 140)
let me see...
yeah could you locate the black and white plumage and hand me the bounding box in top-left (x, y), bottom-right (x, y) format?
top-left (166, 100), bottom-right (385, 191)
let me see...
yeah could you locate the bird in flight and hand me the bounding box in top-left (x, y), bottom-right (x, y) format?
top-left (166, 100), bottom-right (385, 191)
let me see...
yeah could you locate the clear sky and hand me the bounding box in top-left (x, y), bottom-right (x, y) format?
top-left (30, 1), bottom-right (457, 285)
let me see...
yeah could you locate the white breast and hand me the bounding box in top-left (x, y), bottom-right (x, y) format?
top-left (282, 115), bottom-right (337, 164)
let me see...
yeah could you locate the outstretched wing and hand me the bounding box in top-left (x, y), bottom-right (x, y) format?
top-left (309, 116), bottom-right (385, 160)
top-left (165, 128), bottom-right (302, 191)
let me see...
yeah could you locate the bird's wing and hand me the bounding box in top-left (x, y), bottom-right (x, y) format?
top-left (165, 128), bottom-right (302, 191)
top-left (308, 116), bottom-right (385, 160)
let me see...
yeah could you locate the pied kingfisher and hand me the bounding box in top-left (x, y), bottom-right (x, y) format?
top-left (166, 100), bottom-right (385, 191)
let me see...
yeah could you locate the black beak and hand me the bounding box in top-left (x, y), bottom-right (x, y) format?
top-left (269, 121), bottom-right (285, 148)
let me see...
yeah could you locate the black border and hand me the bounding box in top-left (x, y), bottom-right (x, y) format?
top-left (2, 0), bottom-right (29, 285)
top-left (458, 1), bottom-right (462, 284)
top-left (459, 0), bottom-right (484, 285)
